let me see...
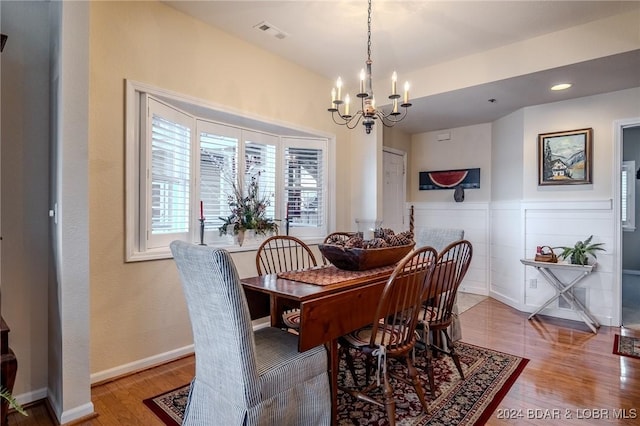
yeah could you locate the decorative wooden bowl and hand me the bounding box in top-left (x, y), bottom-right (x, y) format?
top-left (318, 242), bottom-right (415, 271)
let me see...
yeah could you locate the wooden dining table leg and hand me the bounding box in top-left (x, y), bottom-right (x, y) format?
top-left (328, 338), bottom-right (339, 425)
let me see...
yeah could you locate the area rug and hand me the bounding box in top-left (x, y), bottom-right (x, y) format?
top-left (613, 334), bottom-right (640, 360)
top-left (144, 342), bottom-right (528, 425)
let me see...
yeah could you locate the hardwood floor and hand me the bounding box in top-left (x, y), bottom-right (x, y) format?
top-left (9, 297), bottom-right (640, 425)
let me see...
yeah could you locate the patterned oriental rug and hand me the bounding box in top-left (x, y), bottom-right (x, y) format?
top-left (613, 334), bottom-right (640, 360)
top-left (144, 342), bottom-right (528, 425)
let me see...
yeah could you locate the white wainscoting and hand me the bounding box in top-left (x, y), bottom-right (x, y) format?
top-left (411, 199), bottom-right (618, 327)
top-left (409, 202), bottom-right (489, 295)
top-left (490, 201), bottom-right (525, 308)
top-left (522, 199), bottom-right (616, 326)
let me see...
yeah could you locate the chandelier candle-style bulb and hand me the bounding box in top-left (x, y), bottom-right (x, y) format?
top-left (402, 81), bottom-right (411, 106)
top-left (344, 94), bottom-right (351, 117)
top-left (391, 72), bottom-right (398, 96)
top-left (336, 77), bottom-right (343, 102)
top-left (359, 69), bottom-right (366, 94)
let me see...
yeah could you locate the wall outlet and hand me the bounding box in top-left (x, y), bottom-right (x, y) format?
top-left (529, 279), bottom-right (537, 289)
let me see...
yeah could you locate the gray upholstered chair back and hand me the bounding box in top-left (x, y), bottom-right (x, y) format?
top-left (416, 227), bottom-right (464, 253)
top-left (170, 240), bottom-right (260, 407)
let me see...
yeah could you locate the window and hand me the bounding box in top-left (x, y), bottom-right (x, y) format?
top-left (126, 81), bottom-right (331, 261)
top-left (622, 160), bottom-right (636, 231)
top-left (283, 139), bottom-right (326, 237)
top-left (142, 98), bottom-right (194, 249)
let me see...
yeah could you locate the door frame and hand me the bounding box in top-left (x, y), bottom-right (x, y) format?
top-left (382, 147), bottom-right (407, 230)
top-left (614, 117), bottom-right (640, 326)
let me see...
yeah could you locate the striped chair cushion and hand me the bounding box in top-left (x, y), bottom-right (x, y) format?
top-left (342, 322), bottom-right (416, 348)
top-left (282, 309), bottom-right (301, 329)
top-left (420, 305), bottom-right (442, 322)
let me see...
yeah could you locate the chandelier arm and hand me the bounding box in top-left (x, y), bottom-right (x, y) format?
top-left (377, 109), bottom-right (409, 124)
top-left (346, 113), bottom-right (365, 130)
top-left (331, 110), bottom-right (366, 129)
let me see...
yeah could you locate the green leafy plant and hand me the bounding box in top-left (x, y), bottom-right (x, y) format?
top-left (1, 386), bottom-right (27, 417)
top-left (555, 235), bottom-right (605, 265)
top-left (218, 170), bottom-right (278, 237)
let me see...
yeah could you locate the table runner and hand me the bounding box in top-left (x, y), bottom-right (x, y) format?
top-left (277, 264), bottom-right (396, 286)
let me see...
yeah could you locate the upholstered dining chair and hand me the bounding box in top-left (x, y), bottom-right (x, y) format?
top-left (339, 246), bottom-right (438, 425)
top-left (170, 240), bottom-right (331, 426)
top-left (415, 227), bottom-right (464, 253)
top-left (256, 235), bottom-right (318, 329)
top-left (416, 239), bottom-right (473, 398)
top-left (415, 227), bottom-right (465, 342)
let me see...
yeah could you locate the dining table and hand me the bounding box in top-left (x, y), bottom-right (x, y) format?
top-left (241, 263), bottom-right (398, 424)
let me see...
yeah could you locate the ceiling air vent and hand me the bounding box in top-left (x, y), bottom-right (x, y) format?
top-left (253, 21), bottom-right (288, 40)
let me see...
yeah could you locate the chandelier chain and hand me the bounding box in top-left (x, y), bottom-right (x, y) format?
top-left (367, 0), bottom-right (372, 61)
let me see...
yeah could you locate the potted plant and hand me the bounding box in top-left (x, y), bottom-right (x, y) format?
top-left (1, 386), bottom-right (27, 417)
top-left (555, 235), bottom-right (605, 265)
top-left (218, 170), bottom-right (278, 245)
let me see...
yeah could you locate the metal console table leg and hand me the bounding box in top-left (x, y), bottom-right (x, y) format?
top-left (521, 259), bottom-right (599, 334)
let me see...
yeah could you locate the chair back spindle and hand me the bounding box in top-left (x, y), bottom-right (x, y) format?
top-left (256, 235), bottom-right (317, 275)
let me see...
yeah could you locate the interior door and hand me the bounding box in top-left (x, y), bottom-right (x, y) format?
top-left (382, 149), bottom-right (406, 232)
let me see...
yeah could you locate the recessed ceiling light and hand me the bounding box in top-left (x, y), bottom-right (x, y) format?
top-left (551, 83), bottom-right (572, 91)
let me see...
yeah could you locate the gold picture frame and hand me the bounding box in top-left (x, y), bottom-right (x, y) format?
top-left (538, 128), bottom-right (593, 186)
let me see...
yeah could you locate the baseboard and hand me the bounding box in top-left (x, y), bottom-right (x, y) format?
top-left (59, 402), bottom-right (95, 425)
top-left (90, 321), bottom-right (272, 385)
top-left (13, 386), bottom-right (47, 406)
top-left (90, 344), bottom-right (194, 385)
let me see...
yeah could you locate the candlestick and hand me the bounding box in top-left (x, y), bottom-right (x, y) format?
top-left (409, 205), bottom-right (414, 235)
top-left (199, 218), bottom-right (207, 245)
top-left (200, 200), bottom-right (204, 220)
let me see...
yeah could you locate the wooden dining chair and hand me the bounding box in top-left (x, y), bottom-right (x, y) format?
top-left (416, 239), bottom-right (473, 398)
top-left (338, 246), bottom-right (438, 425)
top-left (321, 231), bottom-right (356, 264)
top-left (170, 241), bottom-right (331, 425)
top-left (256, 235), bottom-right (318, 329)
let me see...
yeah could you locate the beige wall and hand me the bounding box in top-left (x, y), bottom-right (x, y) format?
top-left (523, 88), bottom-right (640, 201)
top-left (409, 123), bottom-right (493, 203)
top-left (88, 1), bottom-right (349, 375)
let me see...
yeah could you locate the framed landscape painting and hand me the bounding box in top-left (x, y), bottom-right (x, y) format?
top-left (538, 128), bottom-right (593, 186)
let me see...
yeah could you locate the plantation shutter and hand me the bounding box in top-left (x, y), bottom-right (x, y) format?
top-left (622, 160), bottom-right (636, 231)
top-left (198, 122), bottom-right (241, 235)
top-left (145, 97), bottom-right (194, 248)
top-left (283, 137), bottom-right (327, 237)
top-left (244, 131), bottom-right (278, 224)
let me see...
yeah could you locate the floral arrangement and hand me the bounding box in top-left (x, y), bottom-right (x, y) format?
top-left (218, 171), bottom-right (278, 237)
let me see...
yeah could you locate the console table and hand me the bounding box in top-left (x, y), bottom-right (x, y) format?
top-left (520, 259), bottom-right (600, 334)
top-left (1, 316), bottom-right (18, 426)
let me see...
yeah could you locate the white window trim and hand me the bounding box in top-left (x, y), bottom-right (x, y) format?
top-left (125, 80), bottom-right (336, 261)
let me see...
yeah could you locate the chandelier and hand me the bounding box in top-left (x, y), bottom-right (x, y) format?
top-left (328, 0), bottom-right (412, 134)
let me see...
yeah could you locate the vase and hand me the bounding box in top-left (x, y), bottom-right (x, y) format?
top-left (236, 230), bottom-right (246, 246)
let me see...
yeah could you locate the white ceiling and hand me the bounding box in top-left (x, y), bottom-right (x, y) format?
top-left (163, 1), bottom-right (640, 134)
